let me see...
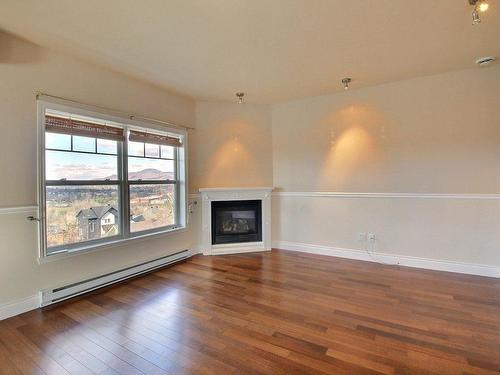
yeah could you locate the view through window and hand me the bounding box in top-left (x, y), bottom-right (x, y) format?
top-left (42, 108), bottom-right (184, 255)
top-left (127, 138), bottom-right (176, 233)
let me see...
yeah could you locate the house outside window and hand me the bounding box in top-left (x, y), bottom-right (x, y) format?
top-left (38, 100), bottom-right (187, 257)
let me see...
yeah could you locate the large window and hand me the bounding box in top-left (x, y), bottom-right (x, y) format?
top-left (39, 103), bottom-right (187, 256)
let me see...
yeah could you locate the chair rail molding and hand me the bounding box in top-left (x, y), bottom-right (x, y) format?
top-left (0, 205), bottom-right (38, 215)
top-left (272, 191), bottom-right (500, 200)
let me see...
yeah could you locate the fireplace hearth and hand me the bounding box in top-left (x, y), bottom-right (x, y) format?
top-left (211, 200), bottom-right (262, 245)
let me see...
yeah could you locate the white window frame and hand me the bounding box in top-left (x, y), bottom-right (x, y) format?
top-left (37, 99), bottom-right (188, 260)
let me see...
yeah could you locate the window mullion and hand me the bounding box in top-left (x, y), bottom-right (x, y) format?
top-left (121, 129), bottom-right (130, 238)
top-left (174, 146), bottom-right (180, 226)
top-left (45, 180), bottom-right (121, 186)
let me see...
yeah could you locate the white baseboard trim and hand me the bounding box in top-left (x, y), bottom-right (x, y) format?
top-left (209, 247), bottom-right (270, 256)
top-left (0, 294), bottom-right (40, 321)
top-left (272, 240), bottom-right (500, 278)
top-left (189, 245), bottom-right (203, 255)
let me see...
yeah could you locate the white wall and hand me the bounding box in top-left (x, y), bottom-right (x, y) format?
top-left (189, 101), bottom-right (273, 192)
top-left (0, 32), bottom-right (197, 306)
top-left (273, 195), bottom-right (500, 269)
top-left (272, 66), bottom-right (500, 271)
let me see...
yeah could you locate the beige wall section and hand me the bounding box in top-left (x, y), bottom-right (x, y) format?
top-left (272, 66), bottom-right (500, 193)
top-left (273, 196), bottom-right (500, 266)
top-left (0, 32), bottom-right (197, 305)
top-left (272, 66), bottom-right (500, 267)
top-left (189, 101), bottom-right (273, 192)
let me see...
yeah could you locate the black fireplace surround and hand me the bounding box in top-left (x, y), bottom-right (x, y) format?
top-left (211, 200), bottom-right (262, 245)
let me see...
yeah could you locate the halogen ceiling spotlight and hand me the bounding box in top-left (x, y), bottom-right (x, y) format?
top-left (341, 78), bottom-right (351, 91)
top-left (469, 0), bottom-right (489, 24)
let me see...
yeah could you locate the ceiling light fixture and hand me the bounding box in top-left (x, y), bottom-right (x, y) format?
top-left (341, 78), bottom-right (351, 91)
top-left (479, 2), bottom-right (489, 11)
top-left (236, 92), bottom-right (245, 104)
top-left (469, 0), bottom-right (489, 24)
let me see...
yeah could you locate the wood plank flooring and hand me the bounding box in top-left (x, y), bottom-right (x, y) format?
top-left (1, 249), bottom-right (500, 374)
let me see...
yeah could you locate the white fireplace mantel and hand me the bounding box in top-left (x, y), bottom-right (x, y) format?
top-left (199, 187), bottom-right (273, 256)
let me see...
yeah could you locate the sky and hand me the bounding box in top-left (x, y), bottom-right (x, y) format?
top-left (45, 133), bottom-right (174, 180)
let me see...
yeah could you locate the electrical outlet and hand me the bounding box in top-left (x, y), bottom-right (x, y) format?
top-left (368, 233), bottom-right (376, 242)
top-left (358, 232), bottom-right (367, 242)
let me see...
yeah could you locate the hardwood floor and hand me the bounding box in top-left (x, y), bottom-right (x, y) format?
top-left (1, 249), bottom-right (500, 375)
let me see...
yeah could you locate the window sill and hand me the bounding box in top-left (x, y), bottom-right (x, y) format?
top-left (38, 225), bottom-right (188, 264)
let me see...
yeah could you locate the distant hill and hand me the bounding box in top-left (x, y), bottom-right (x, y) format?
top-left (106, 168), bottom-right (174, 180)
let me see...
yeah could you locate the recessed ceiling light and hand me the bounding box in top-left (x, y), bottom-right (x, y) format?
top-left (476, 56), bottom-right (496, 66)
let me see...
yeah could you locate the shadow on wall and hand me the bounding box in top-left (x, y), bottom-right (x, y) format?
top-left (316, 104), bottom-right (391, 190)
top-left (204, 119), bottom-right (265, 187)
top-left (0, 30), bottom-right (42, 64)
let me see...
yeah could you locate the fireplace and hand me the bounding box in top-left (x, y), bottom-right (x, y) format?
top-left (211, 200), bottom-right (262, 245)
top-left (200, 187), bottom-right (272, 255)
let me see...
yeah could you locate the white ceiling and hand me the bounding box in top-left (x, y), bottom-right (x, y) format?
top-left (0, 0), bottom-right (498, 103)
